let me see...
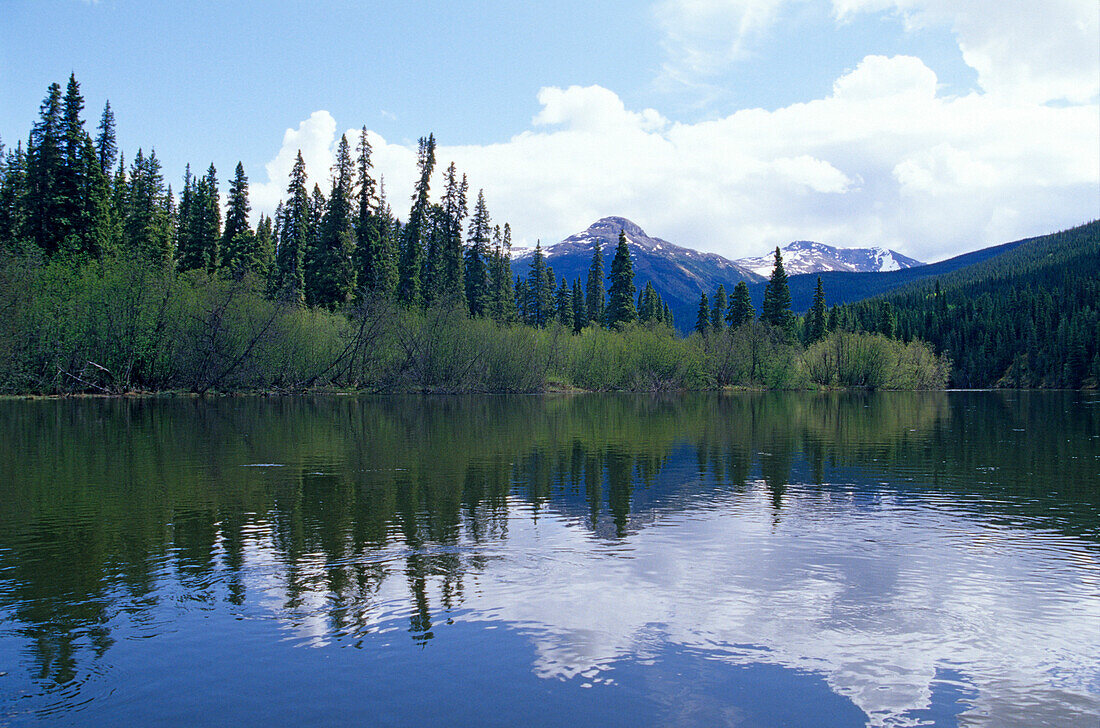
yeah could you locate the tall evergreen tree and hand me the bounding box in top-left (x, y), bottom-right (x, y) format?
top-left (308, 135), bottom-right (355, 307)
top-left (24, 81), bottom-right (64, 255)
top-left (465, 189), bottom-right (491, 315)
top-left (761, 246), bottom-right (794, 336)
top-left (555, 279), bottom-right (573, 327)
top-left (525, 241), bottom-right (554, 327)
top-left (572, 278), bottom-right (586, 332)
top-left (123, 149), bottom-right (173, 266)
top-left (436, 163), bottom-right (468, 305)
top-left (585, 238), bottom-right (605, 326)
top-left (639, 282), bottom-right (660, 323)
top-left (0, 142), bottom-right (28, 248)
top-left (220, 162), bottom-right (261, 277)
top-left (488, 223), bottom-right (517, 323)
top-left (694, 292), bottom-right (710, 336)
top-left (399, 134), bottom-right (436, 306)
top-left (95, 101), bottom-right (117, 175)
top-left (727, 280), bottom-right (754, 328)
top-left (514, 275), bottom-right (528, 324)
top-left (806, 276), bottom-right (827, 344)
top-left (710, 284), bottom-right (727, 331)
top-left (274, 151), bottom-right (310, 303)
top-left (176, 165), bottom-right (198, 269)
top-left (605, 229), bottom-right (636, 327)
top-left (253, 213), bottom-right (275, 280)
top-left (185, 164), bottom-right (221, 272)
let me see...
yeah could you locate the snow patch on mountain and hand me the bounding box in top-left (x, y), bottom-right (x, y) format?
top-left (736, 240), bottom-right (923, 276)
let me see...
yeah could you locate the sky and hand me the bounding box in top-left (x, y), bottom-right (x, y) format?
top-left (2, 0), bottom-right (1097, 261)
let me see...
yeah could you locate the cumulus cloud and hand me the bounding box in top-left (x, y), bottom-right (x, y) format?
top-left (253, 56), bottom-right (1097, 261)
top-left (656, 0), bottom-right (1099, 104)
top-left (833, 0), bottom-right (1100, 103)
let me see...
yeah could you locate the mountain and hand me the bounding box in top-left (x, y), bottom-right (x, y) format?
top-left (836, 220), bottom-right (1100, 388)
top-left (512, 217), bottom-right (763, 327)
top-left (750, 235), bottom-right (1034, 313)
top-left (734, 240), bottom-right (923, 276)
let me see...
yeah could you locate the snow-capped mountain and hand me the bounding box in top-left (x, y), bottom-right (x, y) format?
top-left (735, 240), bottom-right (924, 277)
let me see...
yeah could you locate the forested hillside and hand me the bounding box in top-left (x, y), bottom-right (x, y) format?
top-left (751, 237), bottom-right (1031, 313)
top-left (832, 222), bottom-right (1100, 388)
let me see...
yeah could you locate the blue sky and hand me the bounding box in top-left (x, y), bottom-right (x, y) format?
top-left (2, 0), bottom-right (1097, 260)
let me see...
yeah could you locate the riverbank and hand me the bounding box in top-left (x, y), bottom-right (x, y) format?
top-left (1, 258), bottom-right (949, 395)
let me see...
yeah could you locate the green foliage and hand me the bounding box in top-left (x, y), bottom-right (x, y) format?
top-left (584, 238), bottom-right (605, 325)
top-left (220, 162), bottom-right (262, 277)
top-left (0, 75), bottom-right (958, 396)
top-left (710, 284), bottom-right (727, 331)
top-left (605, 229), bottom-right (637, 328)
top-left (694, 291), bottom-right (710, 336)
top-left (274, 152), bottom-right (310, 304)
top-left (399, 134), bottom-right (436, 307)
top-left (464, 189), bottom-right (491, 315)
top-left (805, 277), bottom-right (827, 344)
top-left (835, 221), bottom-right (1100, 388)
top-left (802, 331), bottom-right (948, 389)
top-left (727, 280), bottom-right (754, 328)
top-left (761, 246), bottom-right (794, 336)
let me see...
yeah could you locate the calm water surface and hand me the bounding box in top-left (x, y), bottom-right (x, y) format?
top-left (0, 392), bottom-right (1098, 727)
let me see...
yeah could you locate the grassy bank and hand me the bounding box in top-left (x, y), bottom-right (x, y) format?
top-left (1, 257), bottom-right (949, 394)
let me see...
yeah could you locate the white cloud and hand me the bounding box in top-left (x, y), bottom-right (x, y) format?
top-left (833, 0), bottom-right (1100, 103)
top-left (653, 0), bottom-right (795, 85)
top-left (655, 0), bottom-right (1099, 104)
top-left (251, 110), bottom-right (338, 215)
top-left (253, 56), bottom-right (1097, 262)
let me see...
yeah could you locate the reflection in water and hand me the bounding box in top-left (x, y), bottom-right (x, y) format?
top-left (0, 392), bottom-right (1098, 726)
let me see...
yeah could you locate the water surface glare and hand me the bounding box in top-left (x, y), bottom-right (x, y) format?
top-left (0, 392), bottom-right (1097, 726)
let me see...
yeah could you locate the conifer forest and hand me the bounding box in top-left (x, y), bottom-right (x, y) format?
top-left (2, 75), bottom-right (1092, 394)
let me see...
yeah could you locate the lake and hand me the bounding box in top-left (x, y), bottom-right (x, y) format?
top-left (0, 392), bottom-right (1097, 727)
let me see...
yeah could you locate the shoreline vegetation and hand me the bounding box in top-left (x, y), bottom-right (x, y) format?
top-left (0, 74), bottom-right (945, 394)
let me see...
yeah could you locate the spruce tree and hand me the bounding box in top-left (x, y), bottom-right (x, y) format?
top-left (605, 229), bottom-right (636, 327)
top-left (555, 279), bottom-right (573, 327)
top-left (0, 142), bottom-right (28, 248)
top-left (710, 284), bottom-right (727, 331)
top-left (274, 151), bottom-right (310, 303)
top-left (95, 101), bottom-right (117, 175)
top-left (439, 164), bottom-right (468, 305)
top-left (526, 241), bottom-right (553, 327)
top-left (25, 82), bottom-right (64, 255)
top-left (639, 281), bottom-right (660, 323)
top-left (220, 162), bottom-right (260, 277)
top-left (572, 278), bottom-right (586, 332)
top-left (806, 276), bottom-right (827, 344)
top-left (399, 134), bottom-right (435, 306)
top-left (514, 276), bottom-right (528, 324)
top-left (123, 149), bottom-right (173, 266)
top-left (351, 127), bottom-right (382, 299)
top-left (189, 164), bottom-right (221, 272)
top-left (465, 189), bottom-right (491, 315)
top-left (585, 237), bottom-right (605, 326)
top-left (761, 246), bottom-right (794, 335)
top-left (727, 280), bottom-right (754, 328)
top-left (254, 213), bottom-right (275, 280)
top-left (694, 292), bottom-right (710, 336)
top-left (175, 165), bottom-right (198, 269)
top-left (488, 223), bottom-right (517, 323)
top-left (309, 135), bottom-right (355, 307)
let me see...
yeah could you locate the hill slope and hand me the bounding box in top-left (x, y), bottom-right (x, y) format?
top-left (750, 237), bottom-right (1031, 313)
top-left (835, 221), bottom-right (1100, 387)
